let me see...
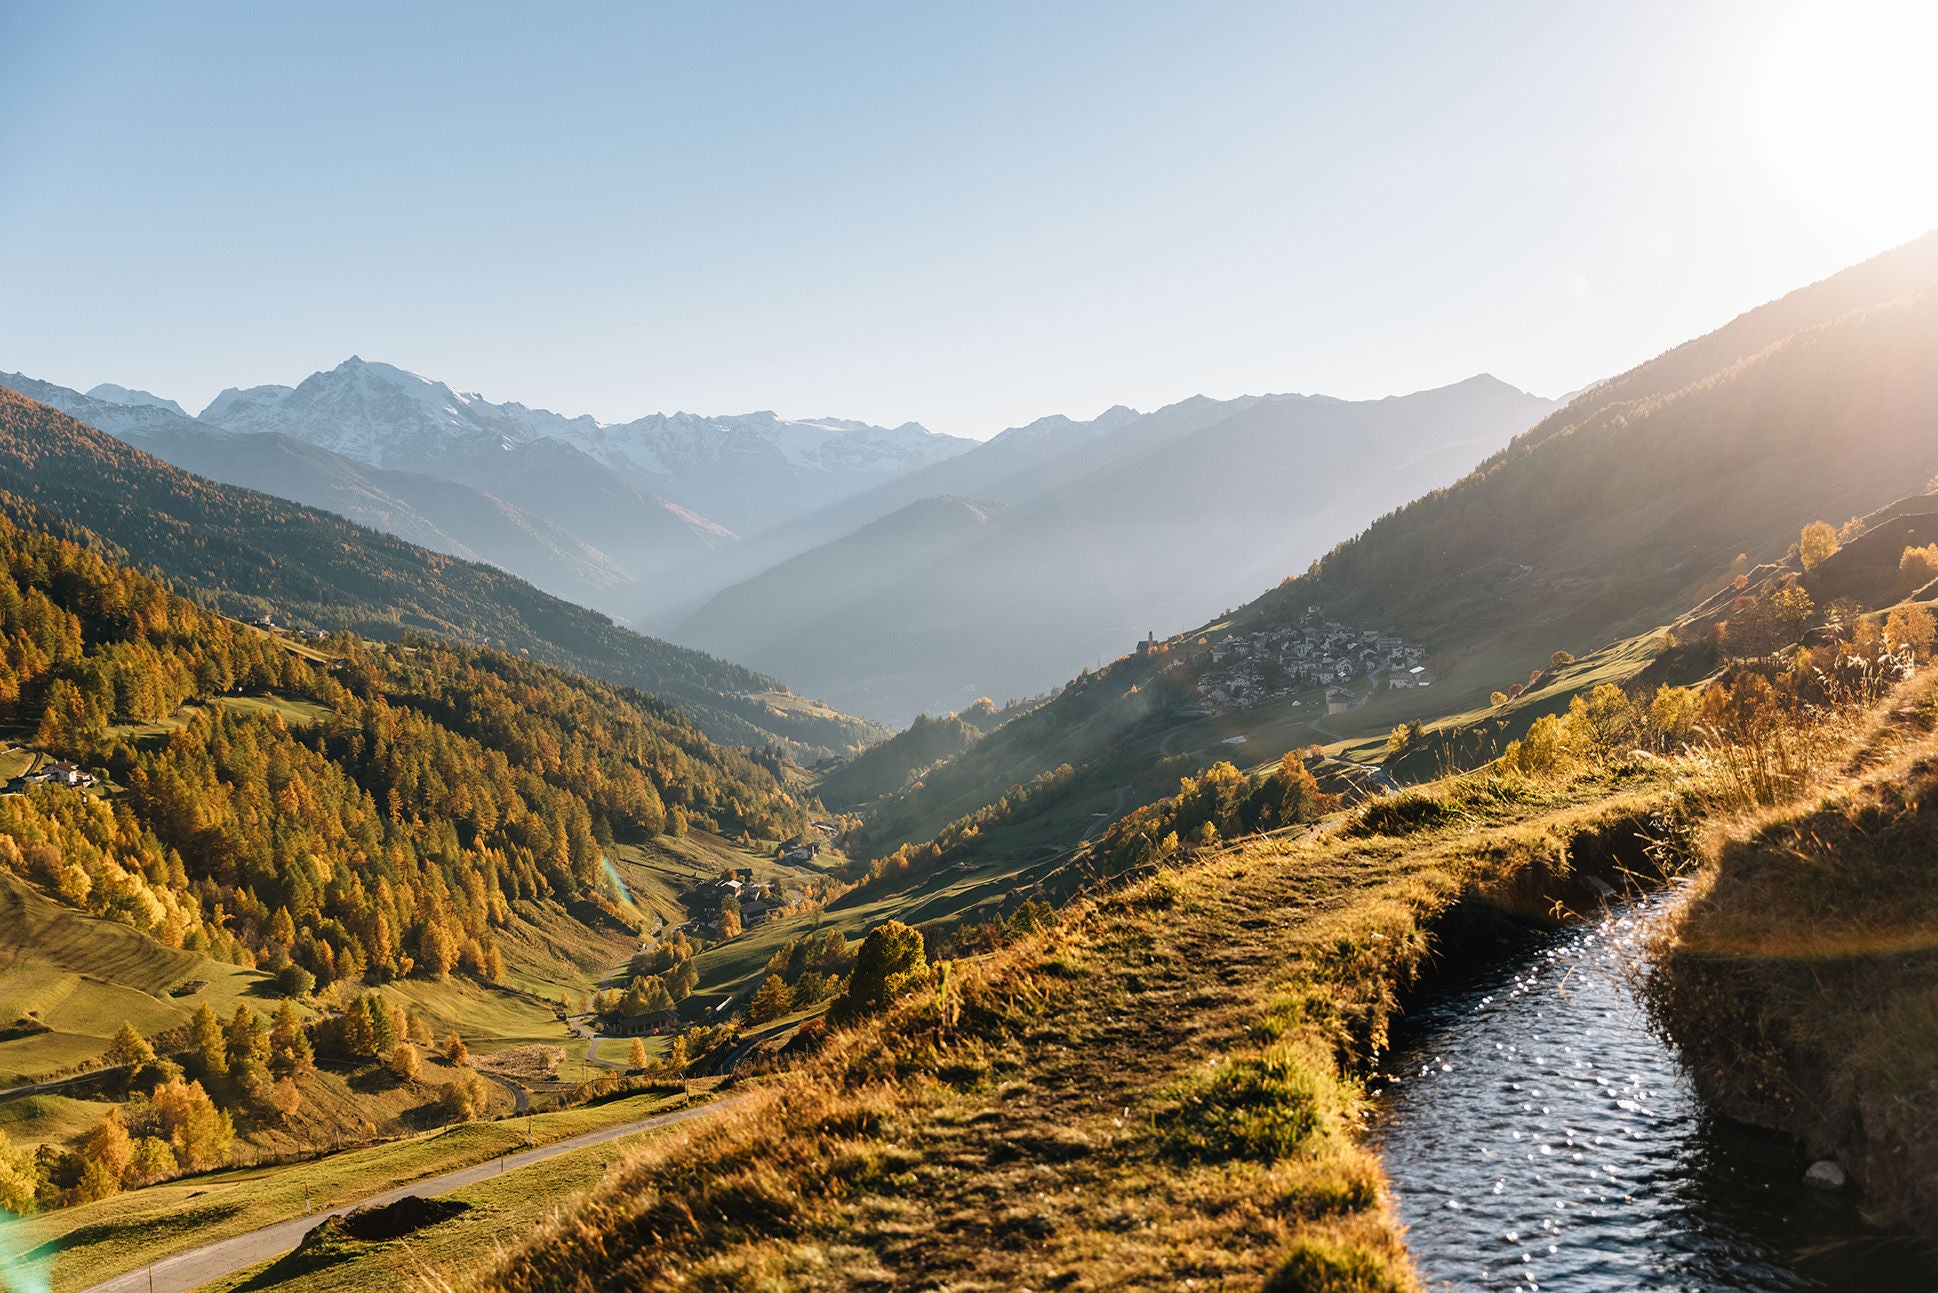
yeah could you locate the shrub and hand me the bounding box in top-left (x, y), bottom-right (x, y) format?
top-left (1885, 604), bottom-right (1936, 660)
top-left (150, 1078), bottom-right (234, 1170)
top-left (828, 922), bottom-right (931, 1027)
top-left (440, 1071), bottom-right (489, 1122)
top-left (0, 1131), bottom-right (37, 1213)
top-left (747, 975), bottom-right (793, 1024)
top-left (389, 1041), bottom-right (422, 1082)
top-left (1142, 869), bottom-right (1188, 908)
top-left (106, 1021), bottom-right (154, 1073)
top-left (1900, 543), bottom-right (1938, 595)
top-left (1351, 789), bottom-right (1459, 837)
top-left (275, 964), bottom-right (316, 998)
top-left (1798, 520), bottom-right (1840, 571)
top-left (1510, 714), bottom-right (1572, 778)
top-left (1266, 1235), bottom-right (1411, 1293)
top-left (269, 1077), bottom-right (302, 1120)
top-left (128, 1136), bottom-right (176, 1185)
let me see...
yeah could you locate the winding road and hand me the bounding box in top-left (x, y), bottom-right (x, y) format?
top-left (79, 1097), bottom-right (733, 1293)
top-left (1081, 783), bottom-right (1134, 842)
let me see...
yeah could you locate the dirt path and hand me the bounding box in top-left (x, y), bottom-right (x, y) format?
top-left (78, 1097), bottom-right (731, 1293)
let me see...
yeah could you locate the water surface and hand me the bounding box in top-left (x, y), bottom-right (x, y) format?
top-left (1370, 894), bottom-right (1937, 1291)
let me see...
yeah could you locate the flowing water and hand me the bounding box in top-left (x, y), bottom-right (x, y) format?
top-left (1369, 892), bottom-right (1938, 1291)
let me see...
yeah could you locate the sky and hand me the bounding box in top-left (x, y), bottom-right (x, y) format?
top-left (2, 0), bottom-right (1935, 439)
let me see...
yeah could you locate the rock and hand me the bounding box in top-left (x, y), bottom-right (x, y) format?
top-left (1804, 1159), bottom-right (1847, 1190)
top-left (299, 1194), bottom-right (470, 1250)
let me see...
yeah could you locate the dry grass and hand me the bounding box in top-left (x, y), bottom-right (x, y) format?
top-left (473, 1046), bottom-right (566, 1084)
top-left (475, 762), bottom-right (1691, 1292)
top-left (1647, 670), bottom-right (1938, 1239)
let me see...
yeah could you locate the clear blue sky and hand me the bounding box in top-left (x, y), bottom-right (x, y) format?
top-left (3, 1), bottom-right (1933, 437)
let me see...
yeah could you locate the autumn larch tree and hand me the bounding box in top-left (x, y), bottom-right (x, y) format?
top-left (828, 922), bottom-right (932, 1027)
top-left (1798, 519), bottom-right (1841, 571)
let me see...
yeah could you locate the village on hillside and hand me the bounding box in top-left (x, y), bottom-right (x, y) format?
top-left (1161, 609), bottom-right (1432, 717)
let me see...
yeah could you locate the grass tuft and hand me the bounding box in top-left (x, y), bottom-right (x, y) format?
top-left (1159, 1045), bottom-right (1339, 1165)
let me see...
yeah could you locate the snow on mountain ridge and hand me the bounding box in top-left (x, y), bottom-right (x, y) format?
top-left (197, 357), bottom-right (974, 490)
top-left (86, 383), bottom-right (188, 417)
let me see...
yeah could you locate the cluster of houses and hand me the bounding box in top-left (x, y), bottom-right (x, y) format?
top-left (1193, 611), bottom-right (1430, 715)
top-left (248, 613), bottom-right (329, 641)
top-left (777, 834), bottom-right (823, 866)
top-left (2, 760), bottom-right (99, 795)
top-left (696, 868), bottom-right (787, 929)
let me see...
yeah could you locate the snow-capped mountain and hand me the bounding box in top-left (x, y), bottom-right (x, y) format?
top-left (86, 383), bottom-right (189, 417)
top-left (0, 372), bottom-right (644, 613)
top-left (199, 357), bottom-right (976, 538)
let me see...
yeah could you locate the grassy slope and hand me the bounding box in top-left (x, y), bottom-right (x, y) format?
top-left (3, 1088), bottom-right (696, 1293)
top-left (0, 872), bottom-right (271, 1084)
top-left (1648, 673), bottom-right (1938, 1239)
top-left (483, 762), bottom-right (1693, 1291)
top-left (1243, 257), bottom-right (1938, 718)
top-left (198, 1141), bottom-right (643, 1293)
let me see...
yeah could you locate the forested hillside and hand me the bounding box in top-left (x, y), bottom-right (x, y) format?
top-left (0, 505), bottom-right (804, 992)
top-left (815, 711), bottom-right (984, 810)
top-left (0, 388), bottom-right (882, 757)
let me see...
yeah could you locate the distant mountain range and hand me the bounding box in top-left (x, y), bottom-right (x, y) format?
top-left (0, 374), bottom-right (642, 610)
top-left (2, 360), bottom-right (976, 624)
top-left (197, 358), bottom-right (973, 607)
top-left (5, 360), bottom-right (1558, 725)
top-left (678, 376), bottom-right (1562, 722)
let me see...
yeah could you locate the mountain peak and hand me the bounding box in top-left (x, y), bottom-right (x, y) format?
top-left (85, 383), bottom-right (187, 417)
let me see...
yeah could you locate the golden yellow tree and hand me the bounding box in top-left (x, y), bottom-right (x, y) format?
top-left (1799, 520), bottom-right (1840, 571)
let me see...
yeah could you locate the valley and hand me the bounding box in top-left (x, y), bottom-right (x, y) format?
top-left (4, 14), bottom-right (1938, 1284)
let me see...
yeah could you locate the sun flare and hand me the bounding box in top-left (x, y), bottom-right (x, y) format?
top-left (1748, 0), bottom-right (1938, 226)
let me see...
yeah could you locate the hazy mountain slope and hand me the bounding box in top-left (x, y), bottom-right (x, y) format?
top-left (1247, 240), bottom-right (1938, 701)
top-left (857, 233), bottom-right (1938, 853)
top-left (680, 376), bottom-right (1558, 723)
top-left (0, 374), bottom-right (641, 613)
top-left (137, 429), bottom-right (635, 599)
top-left (677, 494), bottom-right (1008, 673)
top-left (0, 386), bottom-right (884, 756)
top-left (716, 398), bottom-right (1247, 582)
top-left (815, 712), bottom-right (983, 810)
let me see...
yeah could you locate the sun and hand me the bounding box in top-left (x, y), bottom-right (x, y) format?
top-left (1745, 0), bottom-right (1938, 232)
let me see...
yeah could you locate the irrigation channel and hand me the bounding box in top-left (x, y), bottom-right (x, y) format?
top-left (1369, 889), bottom-right (1938, 1291)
